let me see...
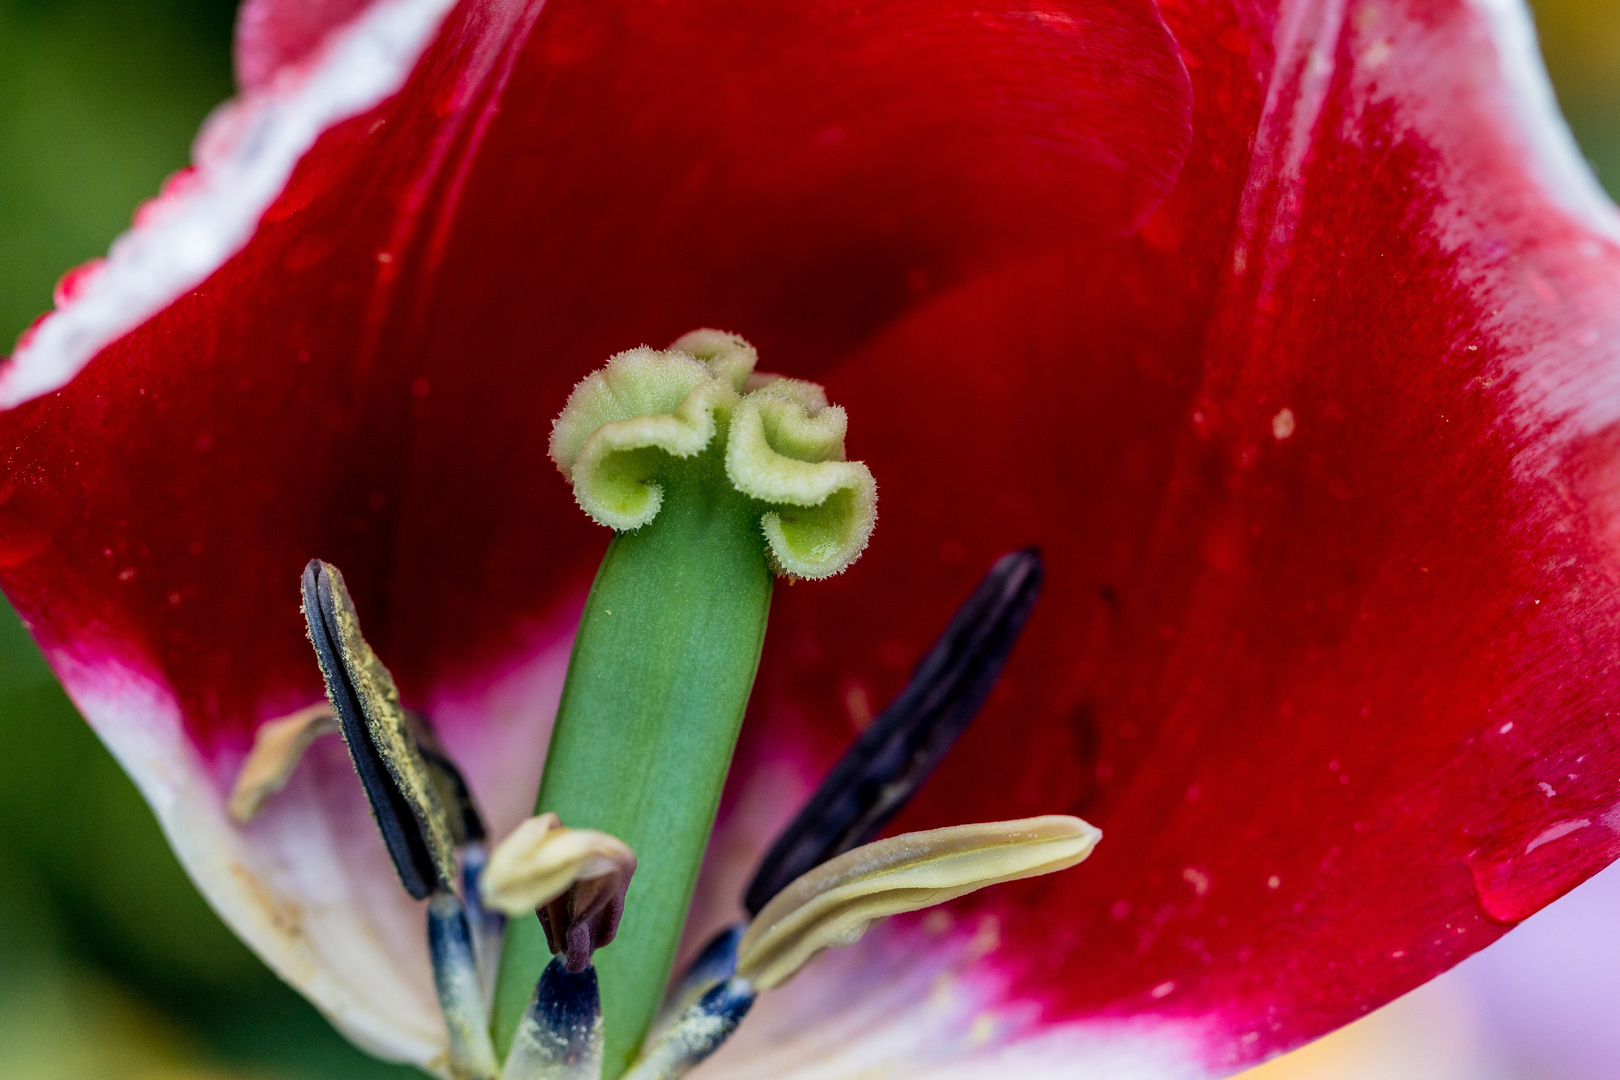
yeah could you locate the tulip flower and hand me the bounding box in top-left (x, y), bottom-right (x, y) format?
top-left (3, 0), bottom-right (1620, 1074)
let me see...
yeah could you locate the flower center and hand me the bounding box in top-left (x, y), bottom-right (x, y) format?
top-left (228, 336), bottom-right (1100, 1080)
top-left (500, 331), bottom-right (879, 1072)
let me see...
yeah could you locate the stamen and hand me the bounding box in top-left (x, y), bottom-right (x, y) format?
top-left (501, 958), bottom-right (604, 1080)
top-left (628, 551), bottom-right (1052, 1064)
top-left (413, 714), bottom-right (489, 845)
top-left (300, 562), bottom-right (511, 1072)
top-left (649, 924), bottom-right (743, 1043)
top-left (745, 548), bottom-right (1045, 913)
top-left (737, 816), bottom-right (1099, 991)
top-left (227, 703), bottom-right (338, 823)
top-left (482, 814), bottom-right (637, 973)
top-left (428, 893), bottom-right (502, 1080)
top-left (301, 559), bottom-right (459, 898)
top-left (632, 816), bottom-right (1098, 1075)
top-left (411, 717), bottom-right (505, 1000)
top-left (462, 841), bottom-right (506, 1007)
top-left (620, 978), bottom-right (754, 1080)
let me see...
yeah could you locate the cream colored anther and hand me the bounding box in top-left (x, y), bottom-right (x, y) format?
top-left (480, 813), bottom-right (637, 916)
top-left (228, 703), bottom-right (339, 823)
top-left (736, 815), bottom-right (1100, 991)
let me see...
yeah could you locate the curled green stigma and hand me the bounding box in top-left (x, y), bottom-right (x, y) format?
top-left (549, 330), bottom-right (876, 578)
top-left (495, 332), bottom-right (876, 1077)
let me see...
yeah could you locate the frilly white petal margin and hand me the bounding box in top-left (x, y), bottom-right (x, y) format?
top-left (0, 0), bottom-right (459, 409)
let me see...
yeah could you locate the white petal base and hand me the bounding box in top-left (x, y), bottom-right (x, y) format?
top-left (705, 917), bottom-right (1214, 1080)
top-left (48, 604), bottom-right (577, 1074)
top-left (58, 652), bottom-right (447, 1069)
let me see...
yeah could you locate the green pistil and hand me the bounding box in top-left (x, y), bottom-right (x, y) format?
top-left (493, 331), bottom-right (876, 1078)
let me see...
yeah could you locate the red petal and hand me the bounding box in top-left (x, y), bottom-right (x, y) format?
top-left (2, 0), bottom-right (1618, 1073)
top-left (235, 0), bottom-right (382, 90)
top-left (720, 0), bottom-right (1620, 1069)
top-left (0, 0), bottom-right (1193, 754)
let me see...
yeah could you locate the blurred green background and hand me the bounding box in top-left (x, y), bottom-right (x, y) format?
top-left (0, 0), bottom-right (1617, 1076)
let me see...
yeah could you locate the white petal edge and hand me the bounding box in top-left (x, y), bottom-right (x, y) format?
top-left (0, 0), bottom-right (460, 409)
top-left (1438, 0), bottom-right (1620, 441)
top-left (3, 0), bottom-right (1614, 1070)
top-left (1243, 0), bottom-right (1620, 448)
top-left (0, 0), bottom-right (1608, 414)
top-left (1469, 0), bottom-right (1620, 243)
top-left (56, 651), bottom-right (446, 1069)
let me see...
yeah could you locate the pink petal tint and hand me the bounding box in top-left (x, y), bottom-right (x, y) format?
top-left (2, 0), bottom-right (1619, 1075)
top-left (234, 0), bottom-right (378, 90)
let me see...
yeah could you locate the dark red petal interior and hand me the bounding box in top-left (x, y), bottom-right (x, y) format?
top-left (0, 0), bottom-right (1193, 753)
top-left (4, 0), bottom-right (1620, 1070)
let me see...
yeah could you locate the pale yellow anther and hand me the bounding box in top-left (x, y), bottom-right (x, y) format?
top-left (480, 812), bottom-right (638, 916)
top-left (227, 703), bottom-right (338, 823)
top-left (549, 331), bottom-right (877, 579)
top-left (736, 816), bottom-right (1101, 991)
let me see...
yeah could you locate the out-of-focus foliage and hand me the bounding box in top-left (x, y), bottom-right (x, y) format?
top-left (0, 0), bottom-right (233, 344)
top-left (1531, 0), bottom-right (1620, 188)
top-left (0, 0), bottom-right (1614, 1076)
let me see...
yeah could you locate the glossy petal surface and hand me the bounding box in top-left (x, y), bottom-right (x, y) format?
top-left (2, 0), bottom-right (1619, 1075)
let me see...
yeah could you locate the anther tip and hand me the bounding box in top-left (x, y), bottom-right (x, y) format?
top-left (300, 556), bottom-right (329, 595)
top-left (993, 546), bottom-right (1044, 588)
top-left (538, 954), bottom-right (601, 1022)
top-left (300, 560), bottom-right (343, 637)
